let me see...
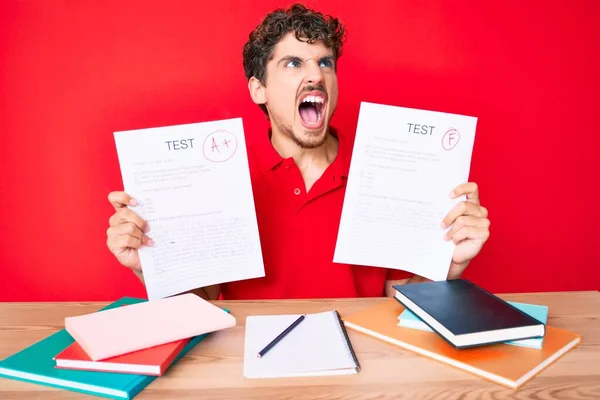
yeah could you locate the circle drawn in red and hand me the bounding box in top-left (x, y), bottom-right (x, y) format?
top-left (203, 130), bottom-right (238, 162)
top-left (442, 128), bottom-right (460, 151)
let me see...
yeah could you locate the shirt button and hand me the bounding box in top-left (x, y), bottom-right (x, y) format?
top-left (293, 188), bottom-right (301, 195)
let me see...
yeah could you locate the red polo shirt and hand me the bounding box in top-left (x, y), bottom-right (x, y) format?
top-left (221, 127), bottom-right (412, 300)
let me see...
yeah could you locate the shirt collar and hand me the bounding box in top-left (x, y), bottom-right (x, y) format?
top-left (252, 127), bottom-right (285, 173)
top-left (333, 127), bottom-right (351, 179)
top-left (252, 126), bottom-right (351, 179)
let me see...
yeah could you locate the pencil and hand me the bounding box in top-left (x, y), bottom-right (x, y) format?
top-left (257, 314), bottom-right (306, 358)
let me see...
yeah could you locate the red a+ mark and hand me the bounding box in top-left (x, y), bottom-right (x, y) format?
top-left (211, 137), bottom-right (220, 153)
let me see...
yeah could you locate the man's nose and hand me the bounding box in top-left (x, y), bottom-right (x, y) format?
top-left (304, 60), bottom-right (324, 86)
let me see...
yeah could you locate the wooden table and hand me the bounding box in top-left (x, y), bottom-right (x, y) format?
top-left (1, 292), bottom-right (599, 399)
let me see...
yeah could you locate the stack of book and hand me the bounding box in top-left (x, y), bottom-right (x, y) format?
top-left (343, 279), bottom-right (582, 389)
top-left (0, 293), bottom-right (235, 399)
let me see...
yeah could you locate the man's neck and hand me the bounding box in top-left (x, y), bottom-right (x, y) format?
top-left (270, 126), bottom-right (339, 192)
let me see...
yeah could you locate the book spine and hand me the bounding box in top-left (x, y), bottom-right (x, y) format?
top-left (333, 311), bottom-right (361, 372)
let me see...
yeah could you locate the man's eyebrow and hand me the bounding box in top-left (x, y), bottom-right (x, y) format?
top-left (319, 55), bottom-right (335, 64)
top-left (276, 55), bottom-right (335, 66)
top-left (277, 55), bottom-right (303, 66)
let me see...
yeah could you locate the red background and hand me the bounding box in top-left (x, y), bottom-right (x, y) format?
top-left (1, 1), bottom-right (598, 301)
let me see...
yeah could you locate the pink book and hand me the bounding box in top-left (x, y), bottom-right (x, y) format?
top-left (64, 293), bottom-right (236, 361)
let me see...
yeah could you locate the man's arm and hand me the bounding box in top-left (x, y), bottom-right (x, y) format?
top-left (384, 277), bottom-right (412, 297)
top-left (186, 284), bottom-right (222, 300)
top-left (384, 182), bottom-right (488, 296)
top-left (133, 270), bottom-right (222, 300)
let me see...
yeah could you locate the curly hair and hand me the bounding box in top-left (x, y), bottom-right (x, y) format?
top-left (243, 3), bottom-right (347, 115)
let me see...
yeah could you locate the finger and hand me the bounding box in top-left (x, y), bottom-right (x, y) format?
top-left (107, 234), bottom-right (142, 252)
top-left (106, 223), bottom-right (150, 243)
top-left (108, 191), bottom-right (138, 210)
top-left (441, 201), bottom-right (488, 228)
top-left (449, 226), bottom-right (490, 244)
top-left (449, 182), bottom-right (479, 204)
top-left (106, 224), bottom-right (151, 247)
top-left (109, 208), bottom-right (149, 233)
top-left (445, 216), bottom-right (490, 238)
top-left (106, 230), bottom-right (152, 251)
top-left (445, 216), bottom-right (490, 240)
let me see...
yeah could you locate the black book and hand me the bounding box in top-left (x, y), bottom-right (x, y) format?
top-left (393, 279), bottom-right (546, 349)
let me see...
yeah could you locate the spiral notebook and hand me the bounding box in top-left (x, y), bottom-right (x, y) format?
top-left (243, 311), bottom-right (360, 378)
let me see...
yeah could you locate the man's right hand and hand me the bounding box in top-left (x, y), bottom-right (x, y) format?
top-left (106, 191), bottom-right (153, 273)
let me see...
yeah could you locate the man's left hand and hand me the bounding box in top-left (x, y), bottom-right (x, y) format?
top-left (441, 182), bottom-right (490, 279)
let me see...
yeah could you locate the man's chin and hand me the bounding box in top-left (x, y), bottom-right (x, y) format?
top-left (291, 128), bottom-right (328, 149)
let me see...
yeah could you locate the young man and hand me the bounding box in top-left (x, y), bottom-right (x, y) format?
top-left (106, 4), bottom-right (490, 300)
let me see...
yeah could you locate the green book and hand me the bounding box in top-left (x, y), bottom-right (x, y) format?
top-left (0, 297), bottom-right (215, 399)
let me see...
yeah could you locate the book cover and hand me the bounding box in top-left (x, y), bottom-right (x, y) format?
top-left (0, 297), bottom-right (211, 399)
top-left (343, 299), bottom-right (581, 389)
top-left (398, 301), bottom-right (549, 349)
top-left (65, 293), bottom-right (236, 360)
top-left (65, 293), bottom-right (236, 361)
top-left (394, 279), bottom-right (546, 348)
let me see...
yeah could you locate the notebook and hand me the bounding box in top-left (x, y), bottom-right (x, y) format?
top-left (398, 301), bottom-right (549, 349)
top-left (394, 279), bottom-right (546, 348)
top-left (0, 297), bottom-right (212, 399)
top-left (343, 299), bottom-right (581, 389)
top-left (243, 311), bottom-right (360, 378)
top-left (54, 338), bottom-right (189, 375)
top-left (65, 293), bottom-right (236, 360)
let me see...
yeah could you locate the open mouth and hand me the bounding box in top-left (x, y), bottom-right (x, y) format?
top-left (298, 93), bottom-right (326, 129)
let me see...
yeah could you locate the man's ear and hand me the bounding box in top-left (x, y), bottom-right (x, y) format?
top-left (248, 77), bottom-right (267, 106)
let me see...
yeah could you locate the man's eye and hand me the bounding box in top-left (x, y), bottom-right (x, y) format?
top-left (286, 61), bottom-right (300, 68)
top-left (319, 59), bottom-right (333, 68)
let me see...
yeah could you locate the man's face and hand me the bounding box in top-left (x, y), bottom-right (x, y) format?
top-left (261, 32), bottom-right (339, 149)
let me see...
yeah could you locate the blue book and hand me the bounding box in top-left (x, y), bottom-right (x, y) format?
top-left (0, 297), bottom-right (214, 399)
top-left (397, 301), bottom-right (548, 349)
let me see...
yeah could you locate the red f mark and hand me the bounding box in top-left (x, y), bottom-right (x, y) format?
top-left (223, 138), bottom-right (231, 148)
top-left (448, 132), bottom-right (457, 147)
top-left (442, 128), bottom-right (460, 151)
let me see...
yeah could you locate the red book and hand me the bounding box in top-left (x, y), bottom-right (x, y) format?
top-left (53, 338), bottom-right (189, 376)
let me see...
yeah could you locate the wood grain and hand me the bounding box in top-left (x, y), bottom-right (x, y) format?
top-left (0, 292), bottom-right (598, 399)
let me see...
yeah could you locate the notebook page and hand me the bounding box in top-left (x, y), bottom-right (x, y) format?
top-left (243, 311), bottom-right (357, 378)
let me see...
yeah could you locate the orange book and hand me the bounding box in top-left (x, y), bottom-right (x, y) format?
top-left (343, 299), bottom-right (581, 389)
top-left (53, 339), bottom-right (188, 376)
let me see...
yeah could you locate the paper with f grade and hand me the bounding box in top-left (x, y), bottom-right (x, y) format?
top-left (114, 117), bottom-right (265, 300)
top-left (334, 102), bottom-right (477, 281)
